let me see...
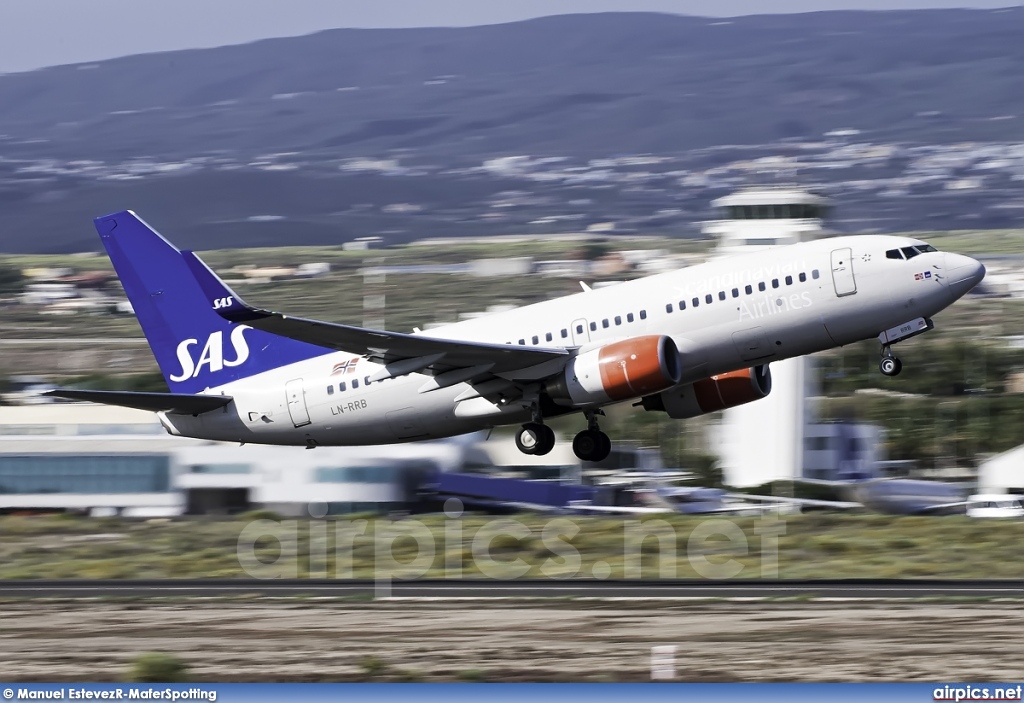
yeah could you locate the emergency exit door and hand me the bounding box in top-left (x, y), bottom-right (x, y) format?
top-left (285, 379), bottom-right (311, 427)
top-left (830, 247), bottom-right (857, 297)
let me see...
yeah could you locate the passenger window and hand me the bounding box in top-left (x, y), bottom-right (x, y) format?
top-left (812, 270), bottom-right (820, 279)
top-left (758, 282), bottom-right (766, 292)
top-left (666, 303), bottom-right (673, 313)
top-left (352, 379), bottom-right (359, 389)
top-left (327, 386), bottom-right (334, 396)
top-left (545, 332), bottom-right (552, 342)
top-left (679, 300), bottom-right (686, 310)
top-left (614, 316), bottom-right (622, 326)
top-left (639, 310), bottom-right (647, 320)
top-left (626, 313), bottom-right (634, 323)
top-left (590, 322), bottom-right (597, 332)
top-left (901, 247), bottom-right (919, 259)
top-left (602, 319), bottom-right (609, 329)
top-left (785, 276), bottom-right (793, 285)
top-left (799, 272), bottom-right (806, 283)
top-left (772, 279), bottom-right (779, 289)
top-left (364, 376), bottom-right (371, 386)
top-left (576, 324), bottom-right (584, 334)
top-left (518, 339), bottom-right (525, 345)
top-left (561, 329), bottom-right (568, 339)
top-left (718, 291), bottom-right (726, 301)
top-left (745, 285), bottom-right (752, 295)
top-left (705, 294), bottom-right (713, 304)
top-left (886, 249), bottom-right (904, 260)
top-left (732, 288), bottom-right (739, 298)
top-left (532, 335), bottom-right (539, 345)
top-left (339, 382), bottom-right (346, 392)
top-left (692, 298), bottom-right (699, 308)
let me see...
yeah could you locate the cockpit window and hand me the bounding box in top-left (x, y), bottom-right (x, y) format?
top-left (888, 245), bottom-right (937, 260)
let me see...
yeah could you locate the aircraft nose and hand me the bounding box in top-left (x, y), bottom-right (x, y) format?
top-left (943, 253), bottom-right (985, 297)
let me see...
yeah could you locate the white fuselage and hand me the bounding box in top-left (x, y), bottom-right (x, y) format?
top-left (160, 234), bottom-right (976, 446)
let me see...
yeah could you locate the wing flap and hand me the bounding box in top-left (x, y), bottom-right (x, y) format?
top-left (45, 390), bottom-right (232, 415)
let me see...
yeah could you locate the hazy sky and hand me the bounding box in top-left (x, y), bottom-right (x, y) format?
top-left (0, 0), bottom-right (1016, 73)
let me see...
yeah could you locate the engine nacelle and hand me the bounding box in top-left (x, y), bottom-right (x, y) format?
top-left (545, 335), bottom-right (682, 406)
top-left (640, 365), bottom-right (772, 419)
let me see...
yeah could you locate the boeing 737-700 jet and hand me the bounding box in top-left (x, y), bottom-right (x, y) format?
top-left (49, 211), bottom-right (985, 462)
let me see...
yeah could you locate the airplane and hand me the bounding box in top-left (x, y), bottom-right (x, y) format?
top-left (779, 476), bottom-right (969, 515)
top-left (48, 211), bottom-right (986, 463)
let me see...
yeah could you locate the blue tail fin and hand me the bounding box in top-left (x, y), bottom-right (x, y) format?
top-left (96, 211), bottom-right (330, 394)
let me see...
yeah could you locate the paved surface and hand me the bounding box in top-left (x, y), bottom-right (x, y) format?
top-left (3, 599), bottom-right (1022, 682)
top-left (0, 578), bottom-right (1020, 598)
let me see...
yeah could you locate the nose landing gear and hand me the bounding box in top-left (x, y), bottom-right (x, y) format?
top-left (572, 411), bottom-right (612, 463)
top-left (876, 317), bottom-right (932, 377)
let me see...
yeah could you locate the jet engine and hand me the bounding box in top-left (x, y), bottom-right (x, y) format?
top-left (639, 365), bottom-right (772, 419)
top-left (545, 335), bottom-right (681, 406)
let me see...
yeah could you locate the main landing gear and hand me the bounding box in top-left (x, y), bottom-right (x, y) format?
top-left (514, 410), bottom-right (612, 462)
top-left (515, 422), bottom-right (556, 456)
top-left (572, 411), bottom-right (611, 463)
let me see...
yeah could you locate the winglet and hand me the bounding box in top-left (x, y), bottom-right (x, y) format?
top-left (181, 250), bottom-right (265, 324)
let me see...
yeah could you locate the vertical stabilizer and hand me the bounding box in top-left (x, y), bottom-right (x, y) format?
top-left (95, 211), bottom-right (329, 393)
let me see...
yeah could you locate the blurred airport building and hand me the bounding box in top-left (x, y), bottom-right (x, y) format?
top-left (978, 445), bottom-right (1024, 495)
top-left (0, 405), bottom-right (483, 517)
top-left (706, 187), bottom-right (840, 487)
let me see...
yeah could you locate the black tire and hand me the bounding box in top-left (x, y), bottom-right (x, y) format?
top-left (593, 431), bottom-right (612, 462)
top-left (515, 422), bottom-right (546, 455)
top-left (572, 430), bottom-right (600, 461)
top-left (534, 424), bottom-right (556, 456)
top-left (879, 357), bottom-right (902, 377)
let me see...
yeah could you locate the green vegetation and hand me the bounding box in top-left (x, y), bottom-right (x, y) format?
top-left (1, 513), bottom-right (1022, 580)
top-left (127, 652), bottom-right (190, 683)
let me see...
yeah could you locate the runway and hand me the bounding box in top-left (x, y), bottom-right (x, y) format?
top-left (0, 578), bottom-right (1019, 599)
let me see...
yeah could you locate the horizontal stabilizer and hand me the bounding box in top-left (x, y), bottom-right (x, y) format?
top-left (44, 389), bottom-right (232, 415)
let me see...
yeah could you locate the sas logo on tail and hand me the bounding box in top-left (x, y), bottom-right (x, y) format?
top-left (170, 326), bottom-right (251, 382)
top-left (213, 296), bottom-right (235, 310)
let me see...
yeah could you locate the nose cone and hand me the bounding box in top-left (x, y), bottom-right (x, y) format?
top-left (944, 253), bottom-right (985, 298)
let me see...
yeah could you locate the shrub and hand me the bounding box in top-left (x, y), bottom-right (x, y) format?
top-left (128, 652), bottom-right (190, 683)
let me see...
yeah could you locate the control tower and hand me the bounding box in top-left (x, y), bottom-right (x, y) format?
top-left (703, 187), bottom-right (831, 487)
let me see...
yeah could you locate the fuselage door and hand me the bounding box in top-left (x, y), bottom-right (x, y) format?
top-left (570, 318), bottom-right (590, 346)
top-left (830, 248), bottom-right (857, 297)
top-left (285, 378), bottom-right (311, 427)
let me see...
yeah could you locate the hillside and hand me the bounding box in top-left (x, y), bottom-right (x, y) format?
top-left (0, 9), bottom-right (1022, 251)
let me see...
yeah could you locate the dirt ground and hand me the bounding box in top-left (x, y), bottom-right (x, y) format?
top-left (1, 599), bottom-right (1022, 682)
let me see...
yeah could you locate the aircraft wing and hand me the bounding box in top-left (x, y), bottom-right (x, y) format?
top-left (44, 390), bottom-right (232, 415)
top-left (728, 493), bottom-right (863, 510)
top-left (913, 501), bottom-right (969, 514)
top-left (181, 250), bottom-right (568, 376)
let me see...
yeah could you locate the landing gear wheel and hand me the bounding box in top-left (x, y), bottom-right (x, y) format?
top-left (879, 356), bottom-right (903, 377)
top-left (516, 422), bottom-right (555, 456)
top-left (572, 429), bottom-right (612, 462)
